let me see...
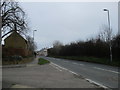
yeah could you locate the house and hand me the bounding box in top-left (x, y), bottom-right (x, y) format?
top-left (38, 48), bottom-right (48, 56)
top-left (2, 31), bottom-right (30, 57)
top-left (4, 31), bottom-right (28, 49)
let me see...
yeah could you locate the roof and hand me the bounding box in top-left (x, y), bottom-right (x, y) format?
top-left (4, 31), bottom-right (28, 44)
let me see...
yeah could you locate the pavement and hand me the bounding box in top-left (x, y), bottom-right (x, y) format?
top-left (2, 56), bottom-right (102, 89)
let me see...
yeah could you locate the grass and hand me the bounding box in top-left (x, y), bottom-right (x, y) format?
top-left (38, 58), bottom-right (50, 65)
top-left (49, 56), bottom-right (120, 67)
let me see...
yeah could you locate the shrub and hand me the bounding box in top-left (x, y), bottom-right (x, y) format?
top-left (11, 55), bottom-right (23, 61)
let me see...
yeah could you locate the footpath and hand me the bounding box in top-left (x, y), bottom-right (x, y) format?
top-left (2, 56), bottom-right (102, 89)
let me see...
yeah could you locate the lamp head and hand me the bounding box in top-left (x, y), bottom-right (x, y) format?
top-left (103, 9), bottom-right (108, 11)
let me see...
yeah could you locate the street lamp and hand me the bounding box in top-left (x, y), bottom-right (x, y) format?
top-left (33, 30), bottom-right (37, 41)
top-left (103, 9), bottom-right (110, 30)
top-left (103, 8), bottom-right (112, 62)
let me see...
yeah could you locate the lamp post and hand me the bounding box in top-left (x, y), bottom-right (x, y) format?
top-left (103, 9), bottom-right (112, 62)
top-left (33, 30), bottom-right (37, 41)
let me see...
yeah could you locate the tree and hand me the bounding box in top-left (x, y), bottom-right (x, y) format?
top-left (26, 36), bottom-right (37, 52)
top-left (99, 25), bottom-right (113, 43)
top-left (1, 0), bottom-right (28, 38)
top-left (112, 34), bottom-right (120, 59)
top-left (99, 24), bottom-right (113, 62)
top-left (53, 40), bottom-right (63, 48)
top-left (52, 40), bottom-right (63, 55)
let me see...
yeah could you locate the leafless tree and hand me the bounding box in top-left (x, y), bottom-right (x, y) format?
top-left (53, 40), bottom-right (63, 54)
top-left (1, 0), bottom-right (28, 38)
top-left (99, 24), bottom-right (113, 62)
top-left (26, 36), bottom-right (37, 52)
top-left (99, 25), bottom-right (113, 43)
top-left (53, 40), bottom-right (63, 48)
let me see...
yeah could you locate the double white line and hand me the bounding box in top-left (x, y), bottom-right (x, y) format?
top-left (50, 62), bottom-right (78, 76)
top-left (50, 62), bottom-right (109, 89)
top-left (50, 63), bottom-right (62, 71)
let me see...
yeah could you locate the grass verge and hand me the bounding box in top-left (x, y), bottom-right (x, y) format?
top-left (38, 58), bottom-right (50, 65)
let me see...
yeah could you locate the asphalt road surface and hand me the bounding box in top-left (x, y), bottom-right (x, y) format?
top-left (43, 56), bottom-right (119, 89)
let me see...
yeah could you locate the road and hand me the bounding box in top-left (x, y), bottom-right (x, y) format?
top-left (43, 56), bottom-right (119, 89)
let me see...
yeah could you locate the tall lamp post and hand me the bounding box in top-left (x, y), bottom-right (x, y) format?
top-left (33, 30), bottom-right (37, 41)
top-left (103, 9), bottom-right (112, 62)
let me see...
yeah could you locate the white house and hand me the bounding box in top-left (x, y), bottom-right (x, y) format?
top-left (38, 48), bottom-right (48, 56)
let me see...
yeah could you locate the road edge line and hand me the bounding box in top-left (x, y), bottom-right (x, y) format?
top-left (50, 62), bottom-right (109, 89)
top-left (50, 63), bottom-right (62, 71)
top-left (85, 78), bottom-right (110, 89)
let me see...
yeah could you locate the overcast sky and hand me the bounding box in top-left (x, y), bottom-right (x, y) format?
top-left (20, 2), bottom-right (118, 50)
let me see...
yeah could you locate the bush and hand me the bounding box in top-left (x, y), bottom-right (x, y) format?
top-left (2, 55), bottom-right (23, 64)
top-left (10, 55), bottom-right (23, 61)
top-left (3, 55), bottom-right (23, 61)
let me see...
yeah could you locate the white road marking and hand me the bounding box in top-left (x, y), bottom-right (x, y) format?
top-left (93, 67), bottom-right (119, 74)
top-left (73, 63), bottom-right (85, 66)
top-left (79, 64), bottom-right (84, 66)
top-left (55, 66), bottom-right (62, 71)
top-left (50, 62), bottom-right (109, 89)
top-left (73, 63), bottom-right (78, 65)
top-left (50, 64), bottom-right (62, 71)
top-left (50, 62), bottom-right (68, 71)
top-left (85, 78), bottom-right (109, 89)
top-left (51, 62), bottom-right (79, 75)
top-left (69, 71), bottom-right (79, 76)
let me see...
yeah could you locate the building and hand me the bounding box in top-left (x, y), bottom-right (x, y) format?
top-left (2, 31), bottom-right (30, 57)
top-left (38, 48), bottom-right (48, 56)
